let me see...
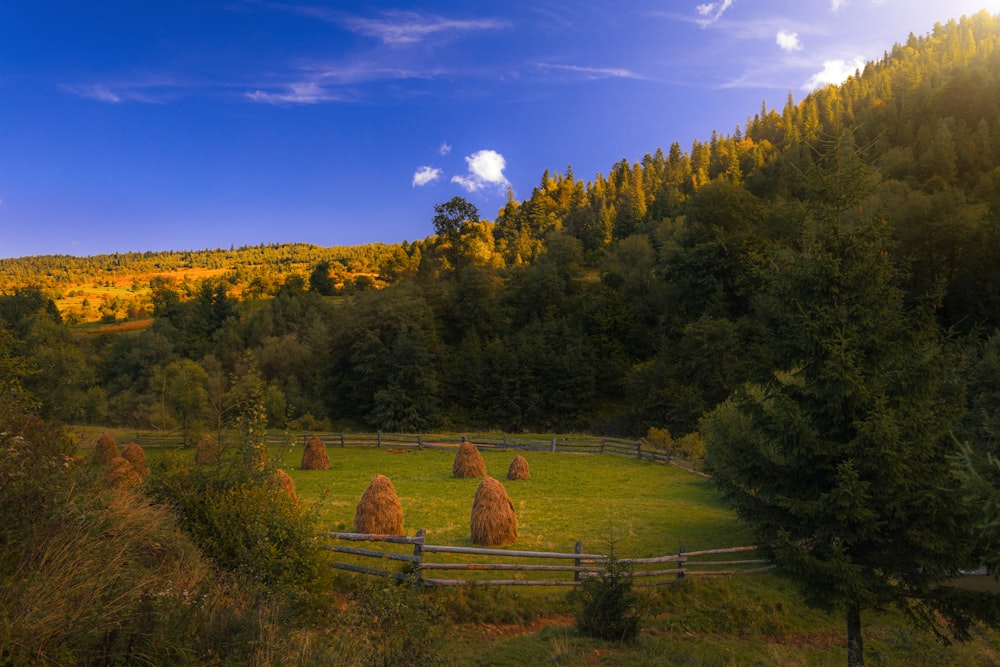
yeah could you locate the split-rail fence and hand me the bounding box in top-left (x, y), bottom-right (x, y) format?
top-left (320, 530), bottom-right (770, 588)
top-left (136, 430), bottom-right (703, 473)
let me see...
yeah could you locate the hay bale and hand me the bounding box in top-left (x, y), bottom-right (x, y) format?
top-left (506, 454), bottom-right (530, 481)
top-left (269, 469), bottom-right (299, 508)
top-left (470, 477), bottom-right (517, 547)
top-left (107, 455), bottom-right (140, 487)
top-left (120, 442), bottom-right (150, 477)
top-left (452, 440), bottom-right (486, 478)
top-left (194, 435), bottom-right (221, 466)
top-left (353, 474), bottom-right (404, 535)
top-left (300, 434), bottom-right (330, 470)
top-left (93, 433), bottom-right (119, 465)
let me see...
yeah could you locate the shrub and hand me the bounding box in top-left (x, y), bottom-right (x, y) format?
top-left (576, 554), bottom-right (641, 642)
top-left (641, 426), bottom-right (674, 451)
top-left (673, 431), bottom-right (706, 464)
top-left (340, 577), bottom-right (445, 666)
top-left (147, 453), bottom-right (322, 588)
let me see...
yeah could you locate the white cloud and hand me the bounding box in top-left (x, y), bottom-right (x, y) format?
top-left (830, 0), bottom-right (849, 11)
top-left (342, 11), bottom-right (509, 45)
top-left (62, 84), bottom-right (122, 104)
top-left (451, 149), bottom-right (510, 193)
top-left (439, 142), bottom-right (452, 156)
top-left (802, 57), bottom-right (866, 90)
top-left (245, 82), bottom-right (346, 105)
top-left (537, 63), bottom-right (644, 80)
top-left (412, 166), bottom-right (443, 187)
top-left (776, 30), bottom-right (802, 52)
top-left (695, 0), bottom-right (735, 27)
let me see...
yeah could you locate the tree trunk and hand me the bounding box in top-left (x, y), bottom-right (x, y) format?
top-left (847, 604), bottom-right (864, 667)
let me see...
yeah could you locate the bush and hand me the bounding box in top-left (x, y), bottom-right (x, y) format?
top-left (341, 577), bottom-right (445, 666)
top-left (641, 426), bottom-right (674, 451)
top-left (147, 451), bottom-right (323, 588)
top-left (575, 555), bottom-right (641, 642)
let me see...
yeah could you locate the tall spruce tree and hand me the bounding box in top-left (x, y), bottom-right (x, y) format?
top-left (702, 141), bottom-right (995, 666)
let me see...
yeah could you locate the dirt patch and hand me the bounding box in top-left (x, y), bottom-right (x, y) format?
top-left (468, 613), bottom-right (575, 640)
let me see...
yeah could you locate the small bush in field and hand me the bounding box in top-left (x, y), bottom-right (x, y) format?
top-left (673, 431), bottom-right (706, 464)
top-left (641, 426), bottom-right (673, 451)
top-left (575, 555), bottom-right (641, 642)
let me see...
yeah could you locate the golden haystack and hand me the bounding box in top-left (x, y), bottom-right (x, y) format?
top-left (93, 433), bottom-right (119, 465)
top-left (452, 440), bottom-right (486, 478)
top-left (506, 454), bottom-right (530, 481)
top-left (120, 442), bottom-right (150, 477)
top-left (194, 435), bottom-right (221, 466)
top-left (470, 476), bottom-right (517, 547)
top-left (300, 434), bottom-right (331, 470)
top-left (353, 474), bottom-right (404, 535)
top-left (107, 455), bottom-right (140, 487)
top-left (269, 469), bottom-right (299, 508)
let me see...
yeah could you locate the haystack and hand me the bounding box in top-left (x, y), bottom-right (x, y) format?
top-left (300, 434), bottom-right (330, 470)
top-left (470, 477), bottom-right (517, 547)
top-left (120, 442), bottom-right (150, 477)
top-left (194, 434), bottom-right (221, 466)
top-left (269, 469), bottom-right (299, 508)
top-left (107, 455), bottom-right (140, 487)
top-left (506, 454), bottom-right (530, 481)
top-left (353, 474), bottom-right (404, 535)
top-left (452, 439), bottom-right (486, 478)
top-left (93, 433), bottom-right (119, 465)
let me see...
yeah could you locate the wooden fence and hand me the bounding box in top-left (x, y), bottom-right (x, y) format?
top-left (319, 530), bottom-right (771, 588)
top-left (134, 430), bottom-right (701, 471)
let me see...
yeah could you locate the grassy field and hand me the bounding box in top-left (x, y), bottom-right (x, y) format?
top-left (136, 440), bottom-right (1000, 665)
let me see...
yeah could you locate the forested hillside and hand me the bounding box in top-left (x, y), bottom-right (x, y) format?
top-left (3, 11), bottom-right (1000, 447)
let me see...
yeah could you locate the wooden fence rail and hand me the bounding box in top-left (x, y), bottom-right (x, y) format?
top-left (134, 430), bottom-right (699, 470)
top-left (319, 531), bottom-right (771, 587)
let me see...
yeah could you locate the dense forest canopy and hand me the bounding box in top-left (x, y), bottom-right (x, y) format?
top-left (1, 12), bottom-right (1000, 447)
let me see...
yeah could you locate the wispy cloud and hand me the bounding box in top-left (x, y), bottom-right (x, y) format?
top-left (244, 60), bottom-right (446, 105)
top-left (776, 30), bottom-right (803, 52)
top-left (61, 76), bottom-right (184, 104)
top-left (537, 63), bottom-right (644, 80)
top-left (830, 0), bottom-right (849, 11)
top-left (695, 0), bottom-right (735, 28)
top-left (340, 11), bottom-right (509, 45)
top-left (412, 166), bottom-right (443, 187)
top-left (452, 149), bottom-right (510, 193)
top-left (802, 56), bottom-right (865, 90)
top-left (439, 142), bottom-right (452, 156)
top-left (63, 84), bottom-right (122, 103)
top-left (245, 81), bottom-right (348, 105)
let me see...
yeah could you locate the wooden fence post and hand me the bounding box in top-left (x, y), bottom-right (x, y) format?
top-left (551, 437), bottom-right (557, 453)
top-left (418, 434), bottom-right (423, 448)
top-left (601, 436), bottom-right (606, 454)
top-left (413, 529), bottom-right (426, 588)
top-left (377, 431), bottom-right (382, 447)
top-left (637, 441), bottom-right (642, 459)
top-left (573, 540), bottom-right (583, 584)
top-left (677, 545), bottom-right (686, 579)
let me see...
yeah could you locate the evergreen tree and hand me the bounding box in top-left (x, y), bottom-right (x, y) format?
top-left (702, 146), bottom-right (996, 666)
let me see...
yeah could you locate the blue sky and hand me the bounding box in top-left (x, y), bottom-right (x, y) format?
top-left (1, 1), bottom-right (998, 259)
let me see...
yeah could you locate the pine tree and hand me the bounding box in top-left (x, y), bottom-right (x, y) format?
top-left (702, 141), bottom-right (993, 666)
